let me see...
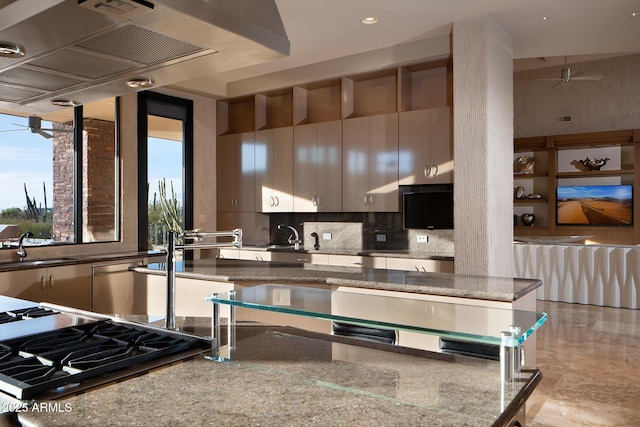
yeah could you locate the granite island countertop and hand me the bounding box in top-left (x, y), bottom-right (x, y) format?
top-left (16, 319), bottom-right (541, 427)
top-left (134, 258), bottom-right (542, 302)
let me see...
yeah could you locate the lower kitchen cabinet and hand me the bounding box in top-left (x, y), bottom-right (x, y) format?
top-left (385, 257), bottom-right (454, 273)
top-left (277, 252), bottom-right (329, 265)
top-left (0, 264), bottom-right (92, 310)
top-left (92, 261), bottom-right (147, 314)
top-left (326, 254), bottom-right (386, 269)
top-left (145, 274), bottom-right (233, 317)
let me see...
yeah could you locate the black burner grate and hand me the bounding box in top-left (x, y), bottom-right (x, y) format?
top-left (0, 320), bottom-right (209, 400)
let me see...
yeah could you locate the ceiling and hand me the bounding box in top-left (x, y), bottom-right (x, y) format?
top-left (1, 0), bottom-right (638, 124)
top-left (177, 0), bottom-right (640, 93)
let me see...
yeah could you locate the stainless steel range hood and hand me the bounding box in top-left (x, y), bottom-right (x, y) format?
top-left (0, 0), bottom-right (290, 114)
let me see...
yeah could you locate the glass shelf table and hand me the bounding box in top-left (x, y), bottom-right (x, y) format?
top-left (205, 284), bottom-right (547, 382)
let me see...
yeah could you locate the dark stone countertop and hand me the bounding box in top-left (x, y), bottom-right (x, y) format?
top-left (0, 251), bottom-right (164, 272)
top-left (16, 318), bottom-right (541, 427)
top-left (135, 258), bottom-right (541, 302)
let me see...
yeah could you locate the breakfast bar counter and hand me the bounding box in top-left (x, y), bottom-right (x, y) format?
top-left (17, 321), bottom-right (541, 427)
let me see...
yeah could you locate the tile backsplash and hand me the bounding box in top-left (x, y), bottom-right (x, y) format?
top-left (268, 213), bottom-right (454, 254)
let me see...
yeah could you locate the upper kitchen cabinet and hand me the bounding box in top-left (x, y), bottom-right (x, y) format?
top-left (343, 114), bottom-right (399, 212)
top-left (398, 106), bottom-right (453, 185)
top-left (293, 121), bottom-right (343, 212)
top-left (217, 132), bottom-right (255, 213)
top-left (255, 127), bottom-right (294, 212)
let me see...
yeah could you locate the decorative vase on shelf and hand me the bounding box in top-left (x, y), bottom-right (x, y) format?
top-left (514, 156), bottom-right (535, 174)
top-left (520, 213), bottom-right (536, 226)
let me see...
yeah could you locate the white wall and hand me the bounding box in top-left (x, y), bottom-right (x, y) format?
top-left (514, 54), bottom-right (640, 138)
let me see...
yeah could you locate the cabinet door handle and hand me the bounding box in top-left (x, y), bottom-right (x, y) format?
top-left (421, 266), bottom-right (427, 272)
top-left (312, 196), bottom-right (318, 207)
top-left (432, 164), bottom-right (439, 177)
top-left (414, 266), bottom-right (420, 271)
top-left (275, 196), bottom-right (279, 207)
top-left (296, 258), bottom-right (309, 262)
top-left (368, 194), bottom-right (374, 206)
top-left (425, 165), bottom-right (432, 177)
top-left (41, 276), bottom-right (46, 290)
top-left (361, 194), bottom-right (368, 206)
top-left (269, 196), bottom-right (275, 207)
top-left (49, 275), bottom-right (54, 289)
top-left (316, 195), bottom-right (321, 206)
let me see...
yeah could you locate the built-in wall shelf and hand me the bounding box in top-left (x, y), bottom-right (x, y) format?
top-left (216, 58), bottom-right (452, 136)
top-left (514, 199), bottom-right (547, 204)
top-left (556, 169), bottom-right (635, 178)
top-left (399, 58), bottom-right (451, 112)
top-left (514, 128), bottom-right (640, 245)
top-left (255, 88), bottom-right (293, 130)
top-left (293, 79), bottom-right (342, 125)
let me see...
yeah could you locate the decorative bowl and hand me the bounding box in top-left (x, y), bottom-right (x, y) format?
top-left (577, 157), bottom-right (609, 171)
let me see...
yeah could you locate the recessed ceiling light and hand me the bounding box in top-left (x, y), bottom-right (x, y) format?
top-left (0, 41), bottom-right (25, 58)
top-left (51, 99), bottom-right (80, 107)
top-left (127, 77), bottom-right (155, 88)
top-left (541, 16), bottom-right (549, 21)
top-left (632, 11), bottom-right (639, 17)
top-left (361, 17), bottom-right (378, 25)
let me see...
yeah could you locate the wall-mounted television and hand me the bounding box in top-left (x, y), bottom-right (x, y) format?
top-left (556, 185), bottom-right (633, 226)
top-left (401, 184), bottom-right (454, 230)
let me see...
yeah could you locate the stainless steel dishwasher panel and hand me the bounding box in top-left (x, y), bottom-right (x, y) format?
top-left (92, 262), bottom-right (147, 314)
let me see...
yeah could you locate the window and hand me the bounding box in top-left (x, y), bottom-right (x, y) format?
top-left (137, 92), bottom-right (193, 252)
top-left (0, 98), bottom-right (120, 249)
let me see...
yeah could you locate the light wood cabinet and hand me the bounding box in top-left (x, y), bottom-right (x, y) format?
top-left (293, 121), bottom-right (343, 212)
top-left (326, 254), bottom-right (386, 269)
top-left (217, 132), bottom-right (255, 213)
top-left (276, 252), bottom-right (329, 265)
top-left (398, 107), bottom-right (452, 185)
top-left (0, 264), bottom-right (92, 310)
top-left (385, 257), bottom-right (454, 273)
top-left (342, 113), bottom-right (399, 212)
top-left (254, 127), bottom-right (294, 212)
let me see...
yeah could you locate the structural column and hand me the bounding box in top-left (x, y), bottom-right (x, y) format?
top-left (452, 16), bottom-right (514, 276)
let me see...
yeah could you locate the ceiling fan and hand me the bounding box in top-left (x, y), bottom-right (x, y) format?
top-left (0, 116), bottom-right (73, 139)
top-left (537, 56), bottom-right (602, 88)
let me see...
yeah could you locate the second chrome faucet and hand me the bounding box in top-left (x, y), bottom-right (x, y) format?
top-left (277, 224), bottom-right (302, 250)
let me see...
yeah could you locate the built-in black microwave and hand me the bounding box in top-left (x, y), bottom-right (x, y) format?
top-left (401, 184), bottom-right (454, 230)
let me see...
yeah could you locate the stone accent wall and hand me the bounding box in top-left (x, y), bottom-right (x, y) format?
top-left (52, 124), bottom-right (75, 241)
top-left (52, 119), bottom-right (116, 242)
top-left (82, 119), bottom-right (116, 241)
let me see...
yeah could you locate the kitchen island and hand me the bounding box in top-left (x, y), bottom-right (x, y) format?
top-left (14, 317), bottom-right (541, 427)
top-left (134, 258), bottom-right (542, 363)
top-left (135, 258), bottom-right (541, 302)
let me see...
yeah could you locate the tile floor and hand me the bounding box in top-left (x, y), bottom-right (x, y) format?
top-left (528, 300), bottom-right (640, 426)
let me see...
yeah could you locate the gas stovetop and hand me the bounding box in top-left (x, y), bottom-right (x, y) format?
top-left (0, 307), bottom-right (59, 324)
top-left (0, 319), bottom-right (210, 400)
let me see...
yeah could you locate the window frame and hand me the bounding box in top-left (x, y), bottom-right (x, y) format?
top-left (136, 91), bottom-right (194, 252)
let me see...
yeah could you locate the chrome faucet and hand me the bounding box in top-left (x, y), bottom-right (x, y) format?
top-left (277, 224), bottom-right (302, 250)
top-left (17, 231), bottom-right (33, 261)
